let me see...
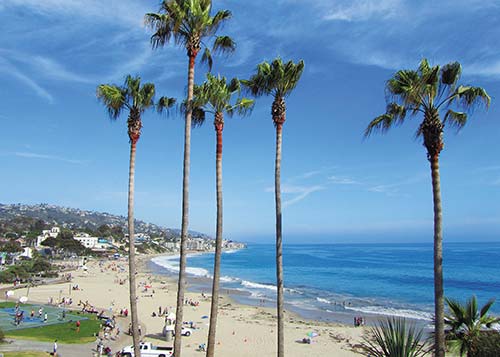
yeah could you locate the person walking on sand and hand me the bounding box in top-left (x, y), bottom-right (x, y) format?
top-left (53, 339), bottom-right (57, 356)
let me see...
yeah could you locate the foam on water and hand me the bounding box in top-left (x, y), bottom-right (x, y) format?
top-left (345, 305), bottom-right (433, 321)
top-left (241, 280), bottom-right (277, 291)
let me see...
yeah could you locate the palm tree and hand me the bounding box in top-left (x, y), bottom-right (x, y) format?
top-left (145, 3), bottom-right (235, 355)
top-left (97, 75), bottom-right (175, 357)
top-left (243, 58), bottom-right (304, 357)
top-left (361, 317), bottom-right (429, 357)
top-left (444, 296), bottom-right (499, 356)
top-left (365, 59), bottom-right (490, 356)
top-left (188, 73), bottom-right (253, 357)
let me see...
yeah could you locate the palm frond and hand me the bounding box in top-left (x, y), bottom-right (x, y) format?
top-left (212, 35), bottom-right (236, 55)
top-left (208, 9), bottom-right (232, 35)
top-left (440, 62), bottom-right (461, 86)
top-left (231, 97), bottom-right (254, 117)
top-left (191, 106), bottom-right (206, 127)
top-left (96, 84), bottom-right (126, 120)
top-left (157, 96), bottom-right (176, 115)
top-left (443, 109), bottom-right (467, 130)
top-left (364, 103), bottom-right (407, 137)
top-left (201, 47), bottom-right (213, 71)
top-left (456, 86), bottom-right (491, 109)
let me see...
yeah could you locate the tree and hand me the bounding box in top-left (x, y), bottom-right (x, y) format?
top-left (444, 296), bottom-right (500, 356)
top-left (242, 58), bottom-right (304, 357)
top-left (145, 2), bottom-right (234, 354)
top-left (361, 317), bottom-right (429, 357)
top-left (189, 73), bottom-right (253, 356)
top-left (365, 59), bottom-right (490, 356)
top-left (97, 75), bottom-right (175, 357)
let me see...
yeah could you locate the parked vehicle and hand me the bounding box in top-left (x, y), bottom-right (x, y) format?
top-left (121, 342), bottom-right (173, 357)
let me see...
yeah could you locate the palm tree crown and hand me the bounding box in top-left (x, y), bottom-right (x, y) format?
top-left (145, 0), bottom-right (235, 68)
top-left (445, 296), bottom-right (500, 356)
top-left (365, 59), bottom-right (490, 157)
top-left (243, 58), bottom-right (305, 125)
top-left (96, 75), bottom-right (175, 142)
top-left (190, 73), bottom-right (254, 124)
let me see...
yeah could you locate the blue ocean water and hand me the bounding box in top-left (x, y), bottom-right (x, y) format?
top-left (150, 242), bottom-right (500, 323)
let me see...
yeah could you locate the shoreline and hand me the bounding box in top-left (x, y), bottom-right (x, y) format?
top-left (146, 251), bottom-right (434, 330)
top-left (0, 253), bottom-right (373, 356)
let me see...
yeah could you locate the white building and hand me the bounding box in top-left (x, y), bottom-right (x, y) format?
top-left (74, 233), bottom-right (98, 249)
top-left (36, 227), bottom-right (60, 247)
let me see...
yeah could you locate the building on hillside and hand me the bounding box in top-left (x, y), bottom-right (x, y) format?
top-left (73, 233), bottom-right (98, 249)
top-left (20, 247), bottom-right (33, 259)
top-left (36, 226), bottom-right (60, 247)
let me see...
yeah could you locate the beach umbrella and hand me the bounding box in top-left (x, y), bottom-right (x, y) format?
top-left (6, 290), bottom-right (14, 297)
top-left (19, 296), bottom-right (28, 303)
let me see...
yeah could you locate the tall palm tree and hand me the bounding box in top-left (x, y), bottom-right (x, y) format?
top-left (365, 59), bottom-right (490, 356)
top-left (145, 2), bottom-right (235, 355)
top-left (97, 75), bottom-right (175, 357)
top-left (444, 296), bottom-right (499, 356)
top-left (188, 73), bottom-right (253, 357)
top-left (243, 58), bottom-right (304, 357)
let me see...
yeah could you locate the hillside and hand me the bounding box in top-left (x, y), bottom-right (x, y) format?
top-left (0, 203), bottom-right (212, 240)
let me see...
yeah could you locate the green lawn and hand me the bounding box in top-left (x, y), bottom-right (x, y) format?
top-left (5, 315), bottom-right (101, 343)
top-left (0, 302), bottom-right (100, 343)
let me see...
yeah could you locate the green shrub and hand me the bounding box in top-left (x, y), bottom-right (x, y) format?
top-left (471, 330), bottom-right (500, 357)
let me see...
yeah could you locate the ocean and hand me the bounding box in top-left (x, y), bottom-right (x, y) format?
top-left (149, 242), bottom-right (500, 326)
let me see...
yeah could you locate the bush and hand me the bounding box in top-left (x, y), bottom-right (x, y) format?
top-left (471, 331), bottom-right (500, 357)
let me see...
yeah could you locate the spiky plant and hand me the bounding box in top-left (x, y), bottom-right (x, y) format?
top-left (97, 76), bottom-right (175, 357)
top-left (361, 317), bottom-right (429, 357)
top-left (365, 59), bottom-right (490, 356)
top-left (145, 3), bottom-right (234, 354)
top-left (242, 58), bottom-right (304, 357)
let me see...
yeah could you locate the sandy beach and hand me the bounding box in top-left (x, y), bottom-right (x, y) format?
top-left (3, 255), bottom-right (366, 356)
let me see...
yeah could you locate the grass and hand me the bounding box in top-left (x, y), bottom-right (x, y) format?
top-left (3, 352), bottom-right (48, 357)
top-left (4, 315), bottom-right (101, 344)
top-left (0, 302), bottom-right (101, 343)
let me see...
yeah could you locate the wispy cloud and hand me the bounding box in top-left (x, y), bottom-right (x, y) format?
top-left (328, 175), bottom-right (360, 185)
top-left (12, 152), bottom-right (86, 165)
top-left (282, 184), bottom-right (326, 207)
top-left (368, 174), bottom-right (426, 196)
top-left (2, 0), bottom-right (149, 27)
top-left (323, 0), bottom-right (401, 22)
top-left (0, 58), bottom-right (53, 103)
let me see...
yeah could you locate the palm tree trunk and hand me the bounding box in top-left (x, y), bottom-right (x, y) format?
top-left (275, 122), bottom-right (284, 357)
top-left (430, 153), bottom-right (445, 357)
top-left (206, 120), bottom-right (224, 357)
top-left (128, 140), bottom-right (141, 357)
top-left (174, 51), bottom-right (197, 357)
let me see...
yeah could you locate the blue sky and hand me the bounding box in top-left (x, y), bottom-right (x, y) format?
top-left (1, 0), bottom-right (499, 243)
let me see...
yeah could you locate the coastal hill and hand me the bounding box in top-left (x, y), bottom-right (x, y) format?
top-left (0, 203), bottom-right (211, 240)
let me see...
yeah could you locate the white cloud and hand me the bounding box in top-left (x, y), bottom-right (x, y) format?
top-left (2, 0), bottom-right (149, 27)
top-left (323, 0), bottom-right (402, 22)
top-left (328, 175), bottom-right (359, 185)
top-left (0, 58), bottom-right (53, 103)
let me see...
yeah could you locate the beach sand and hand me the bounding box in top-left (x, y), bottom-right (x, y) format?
top-left (5, 255), bottom-right (365, 356)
